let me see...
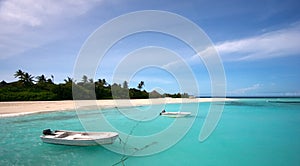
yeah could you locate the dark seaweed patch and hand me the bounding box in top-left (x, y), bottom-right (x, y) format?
top-left (266, 100), bottom-right (300, 104)
top-left (223, 101), bottom-right (265, 107)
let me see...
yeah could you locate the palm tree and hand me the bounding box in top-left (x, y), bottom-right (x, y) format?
top-left (64, 77), bottom-right (73, 84)
top-left (23, 72), bottom-right (34, 85)
top-left (14, 69), bottom-right (25, 82)
top-left (14, 70), bottom-right (33, 85)
top-left (82, 75), bottom-right (88, 84)
top-left (123, 81), bottom-right (128, 89)
top-left (36, 75), bottom-right (47, 84)
top-left (102, 79), bottom-right (107, 86)
top-left (97, 79), bottom-right (107, 86)
top-left (51, 75), bottom-right (54, 83)
top-left (137, 81), bottom-right (144, 90)
top-left (47, 78), bottom-right (54, 84)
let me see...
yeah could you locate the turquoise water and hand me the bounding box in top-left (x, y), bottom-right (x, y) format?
top-left (1, 98), bottom-right (300, 165)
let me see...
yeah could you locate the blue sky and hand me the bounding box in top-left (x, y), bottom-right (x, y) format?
top-left (0, 0), bottom-right (300, 96)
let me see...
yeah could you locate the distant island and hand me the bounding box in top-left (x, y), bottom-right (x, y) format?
top-left (0, 69), bottom-right (189, 101)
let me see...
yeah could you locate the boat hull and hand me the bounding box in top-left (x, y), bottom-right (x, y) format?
top-left (161, 112), bottom-right (191, 118)
top-left (40, 130), bottom-right (119, 146)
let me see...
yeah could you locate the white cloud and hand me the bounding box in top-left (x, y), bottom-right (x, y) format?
top-left (283, 91), bottom-right (300, 96)
top-left (215, 23), bottom-right (300, 61)
top-left (0, 0), bottom-right (101, 27)
top-left (0, 0), bottom-right (102, 59)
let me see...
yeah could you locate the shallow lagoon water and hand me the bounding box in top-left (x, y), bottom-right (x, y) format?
top-left (1, 98), bottom-right (300, 165)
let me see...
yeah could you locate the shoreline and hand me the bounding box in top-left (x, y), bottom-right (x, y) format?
top-left (0, 98), bottom-right (235, 118)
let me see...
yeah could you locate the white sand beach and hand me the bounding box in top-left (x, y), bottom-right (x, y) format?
top-left (0, 98), bottom-right (234, 118)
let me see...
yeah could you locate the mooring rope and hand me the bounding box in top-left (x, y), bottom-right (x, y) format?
top-left (112, 120), bottom-right (157, 166)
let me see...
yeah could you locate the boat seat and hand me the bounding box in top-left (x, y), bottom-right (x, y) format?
top-left (68, 134), bottom-right (85, 140)
top-left (55, 132), bottom-right (68, 138)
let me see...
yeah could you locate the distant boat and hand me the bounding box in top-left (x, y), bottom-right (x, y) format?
top-left (160, 112), bottom-right (191, 118)
top-left (40, 129), bottom-right (119, 146)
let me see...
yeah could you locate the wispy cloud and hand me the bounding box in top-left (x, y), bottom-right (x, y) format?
top-left (283, 91), bottom-right (300, 96)
top-left (215, 23), bottom-right (300, 61)
top-left (0, 0), bottom-right (102, 59)
top-left (0, 0), bottom-right (101, 27)
top-left (229, 83), bottom-right (261, 95)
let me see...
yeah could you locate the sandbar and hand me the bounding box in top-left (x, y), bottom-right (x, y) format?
top-left (0, 98), bottom-right (235, 118)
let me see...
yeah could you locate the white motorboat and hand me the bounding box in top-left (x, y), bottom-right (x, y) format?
top-left (160, 112), bottom-right (191, 118)
top-left (40, 129), bottom-right (119, 146)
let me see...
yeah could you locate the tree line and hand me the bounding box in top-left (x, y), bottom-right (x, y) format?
top-left (0, 70), bottom-right (189, 101)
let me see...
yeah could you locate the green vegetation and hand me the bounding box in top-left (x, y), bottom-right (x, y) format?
top-left (0, 69), bottom-right (190, 101)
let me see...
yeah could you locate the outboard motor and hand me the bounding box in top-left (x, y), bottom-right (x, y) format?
top-left (43, 129), bottom-right (53, 135)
